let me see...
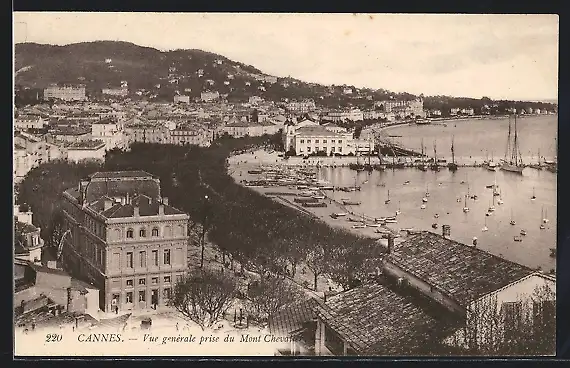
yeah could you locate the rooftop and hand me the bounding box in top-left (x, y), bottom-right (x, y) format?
top-left (386, 231), bottom-right (536, 307)
top-left (89, 194), bottom-right (185, 218)
top-left (90, 170), bottom-right (154, 180)
top-left (61, 140), bottom-right (105, 149)
top-left (314, 282), bottom-right (455, 355)
top-left (65, 173), bottom-right (161, 204)
top-left (268, 297), bottom-right (323, 337)
top-left (295, 126), bottom-right (342, 137)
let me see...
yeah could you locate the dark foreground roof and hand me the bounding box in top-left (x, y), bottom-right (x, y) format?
top-left (268, 297), bottom-right (323, 337)
top-left (65, 176), bottom-right (161, 203)
top-left (386, 231), bottom-right (536, 307)
top-left (314, 282), bottom-right (455, 356)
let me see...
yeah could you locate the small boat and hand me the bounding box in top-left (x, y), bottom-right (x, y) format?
top-left (488, 206), bottom-right (495, 212)
top-left (510, 209), bottom-right (516, 225)
top-left (425, 184), bottom-right (430, 197)
top-left (420, 204), bottom-right (427, 210)
top-left (403, 180), bottom-right (410, 185)
top-left (462, 195), bottom-right (469, 213)
top-left (431, 223), bottom-right (438, 229)
top-left (375, 228), bottom-right (391, 234)
top-left (384, 219), bottom-right (398, 224)
top-left (531, 187), bottom-right (536, 201)
top-left (400, 227), bottom-right (414, 232)
top-left (312, 195), bottom-right (325, 200)
top-left (482, 216), bottom-right (488, 232)
top-left (368, 223), bottom-right (383, 228)
top-left (460, 180), bottom-right (465, 184)
top-left (395, 201), bottom-right (402, 216)
top-left (434, 213), bottom-right (439, 219)
top-left (497, 189), bottom-right (504, 205)
top-left (514, 236), bottom-right (522, 242)
top-left (486, 185), bottom-right (494, 189)
top-left (377, 182), bottom-right (386, 187)
top-left (550, 248), bottom-right (556, 258)
top-left (422, 197), bottom-right (428, 203)
top-left (385, 190), bottom-right (391, 204)
top-left (352, 224), bottom-right (367, 229)
top-left (347, 217), bottom-right (360, 222)
top-left (342, 200), bottom-right (362, 206)
top-left (520, 229), bottom-right (527, 236)
top-left (540, 223), bottom-right (546, 230)
top-left (543, 207), bottom-right (549, 223)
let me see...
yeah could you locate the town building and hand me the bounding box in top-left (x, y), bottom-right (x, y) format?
top-left (47, 126), bottom-right (92, 143)
top-left (14, 204), bottom-right (34, 225)
top-left (375, 99), bottom-right (426, 118)
top-left (60, 171), bottom-right (190, 312)
top-left (15, 219), bottom-right (44, 264)
top-left (321, 122), bottom-right (348, 134)
top-left (91, 119), bottom-right (127, 150)
top-left (174, 95), bottom-right (191, 104)
top-left (15, 114), bottom-right (47, 131)
top-left (102, 87), bottom-right (129, 97)
top-left (286, 100), bottom-right (316, 113)
top-left (324, 109), bottom-right (364, 122)
top-left (223, 118), bottom-right (280, 138)
top-left (450, 108), bottom-right (460, 116)
top-left (14, 132), bottom-right (66, 172)
top-left (14, 144), bottom-right (34, 183)
top-left (63, 140), bottom-right (106, 163)
top-left (169, 127), bottom-right (213, 147)
top-left (125, 124), bottom-right (170, 145)
top-left (201, 91), bottom-right (220, 102)
top-left (44, 84), bottom-right (87, 101)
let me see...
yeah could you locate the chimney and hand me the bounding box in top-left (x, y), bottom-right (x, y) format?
top-left (126, 192), bottom-right (130, 205)
top-left (159, 202), bottom-right (164, 216)
top-left (104, 198), bottom-right (113, 211)
top-left (79, 178), bottom-right (90, 205)
top-left (163, 197), bottom-right (169, 206)
top-left (133, 203), bottom-right (140, 217)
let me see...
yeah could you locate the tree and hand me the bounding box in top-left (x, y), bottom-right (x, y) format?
top-left (447, 283), bottom-right (556, 356)
top-left (304, 243), bottom-right (328, 291)
top-left (246, 275), bottom-right (300, 322)
top-left (170, 268), bottom-right (238, 330)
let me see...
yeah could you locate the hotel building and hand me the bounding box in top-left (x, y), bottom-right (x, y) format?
top-left (61, 171), bottom-right (190, 312)
top-left (44, 84), bottom-right (87, 102)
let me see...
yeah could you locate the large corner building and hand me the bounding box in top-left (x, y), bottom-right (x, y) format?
top-left (61, 171), bottom-right (189, 313)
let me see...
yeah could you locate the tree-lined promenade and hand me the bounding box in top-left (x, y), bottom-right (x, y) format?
top-left (18, 134), bottom-right (382, 292)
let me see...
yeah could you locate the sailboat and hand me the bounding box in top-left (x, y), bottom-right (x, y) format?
top-left (485, 151), bottom-right (498, 171)
top-left (482, 215), bottom-right (488, 232)
top-left (540, 207), bottom-right (546, 229)
top-left (430, 141), bottom-right (440, 171)
top-left (497, 189), bottom-right (504, 205)
top-left (543, 207), bottom-right (549, 224)
top-left (462, 195), bottom-right (469, 213)
top-left (448, 136), bottom-right (458, 171)
top-left (501, 113), bottom-right (525, 174)
top-left (425, 183), bottom-right (430, 198)
top-left (510, 209), bottom-right (516, 226)
top-left (529, 149), bottom-right (543, 170)
top-left (385, 189), bottom-right (391, 204)
top-left (396, 201), bottom-right (402, 215)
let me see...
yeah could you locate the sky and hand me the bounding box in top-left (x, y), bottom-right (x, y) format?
top-left (13, 13), bottom-right (559, 101)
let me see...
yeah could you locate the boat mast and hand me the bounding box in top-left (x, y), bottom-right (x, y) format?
top-left (505, 114), bottom-right (512, 163)
top-left (451, 136), bottom-right (455, 165)
top-left (434, 140), bottom-right (437, 164)
top-left (512, 113), bottom-right (519, 166)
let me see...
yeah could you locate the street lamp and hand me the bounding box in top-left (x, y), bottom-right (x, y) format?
top-left (200, 194), bottom-right (209, 268)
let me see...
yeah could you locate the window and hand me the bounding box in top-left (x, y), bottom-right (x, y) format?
top-left (332, 147), bottom-right (335, 152)
top-left (139, 251), bottom-right (146, 267)
top-left (307, 139), bottom-right (311, 143)
top-left (339, 147), bottom-right (343, 152)
top-left (126, 252), bottom-right (133, 268)
top-left (315, 139), bottom-right (319, 143)
top-left (338, 140), bottom-right (342, 144)
top-left (138, 290), bottom-right (146, 302)
top-left (502, 301), bottom-right (522, 341)
top-left (139, 278), bottom-right (146, 285)
top-left (164, 276), bottom-right (171, 283)
top-left (163, 288), bottom-right (172, 300)
top-left (533, 300), bottom-right (555, 336)
top-left (164, 250), bottom-right (171, 265)
top-left (307, 147), bottom-right (312, 152)
top-left (126, 279), bottom-right (134, 287)
top-left (300, 139), bottom-right (304, 144)
top-left (126, 292), bottom-right (133, 304)
top-left (331, 140), bottom-right (335, 143)
top-left (323, 140), bottom-right (327, 143)
top-left (139, 228), bottom-right (146, 237)
top-left (152, 250), bottom-right (159, 266)
top-left (324, 324), bottom-right (345, 355)
top-left (126, 229), bottom-right (134, 238)
top-left (152, 277), bottom-right (158, 285)
top-left (176, 275), bottom-right (183, 283)
top-left (315, 147), bottom-right (320, 152)
top-left (152, 228), bottom-right (159, 237)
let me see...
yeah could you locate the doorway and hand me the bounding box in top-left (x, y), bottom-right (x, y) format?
top-left (151, 289), bottom-right (158, 309)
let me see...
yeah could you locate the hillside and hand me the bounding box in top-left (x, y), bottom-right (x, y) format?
top-left (14, 41), bottom-right (558, 112)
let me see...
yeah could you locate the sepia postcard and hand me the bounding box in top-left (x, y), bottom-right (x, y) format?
top-left (13, 12), bottom-right (558, 357)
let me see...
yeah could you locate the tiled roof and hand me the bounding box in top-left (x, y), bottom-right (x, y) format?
top-left (386, 231), bottom-right (536, 307)
top-left (92, 313), bottom-right (132, 330)
top-left (268, 297), bottom-right (324, 337)
top-left (314, 282), bottom-right (451, 355)
top-left (295, 126), bottom-right (342, 137)
top-left (90, 171), bottom-right (154, 179)
top-left (65, 175), bottom-right (161, 203)
top-left (15, 220), bottom-right (39, 234)
top-left (30, 263), bottom-right (70, 277)
top-left (16, 310), bottom-right (98, 330)
top-left (94, 194), bottom-right (185, 218)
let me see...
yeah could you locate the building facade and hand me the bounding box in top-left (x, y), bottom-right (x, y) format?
top-left (44, 85), bottom-right (87, 101)
top-left (61, 171), bottom-right (190, 312)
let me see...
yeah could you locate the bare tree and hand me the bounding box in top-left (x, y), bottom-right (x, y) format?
top-left (246, 275), bottom-right (300, 322)
top-left (447, 283), bottom-right (556, 356)
top-left (170, 268), bottom-right (237, 330)
top-left (304, 243), bottom-right (328, 291)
